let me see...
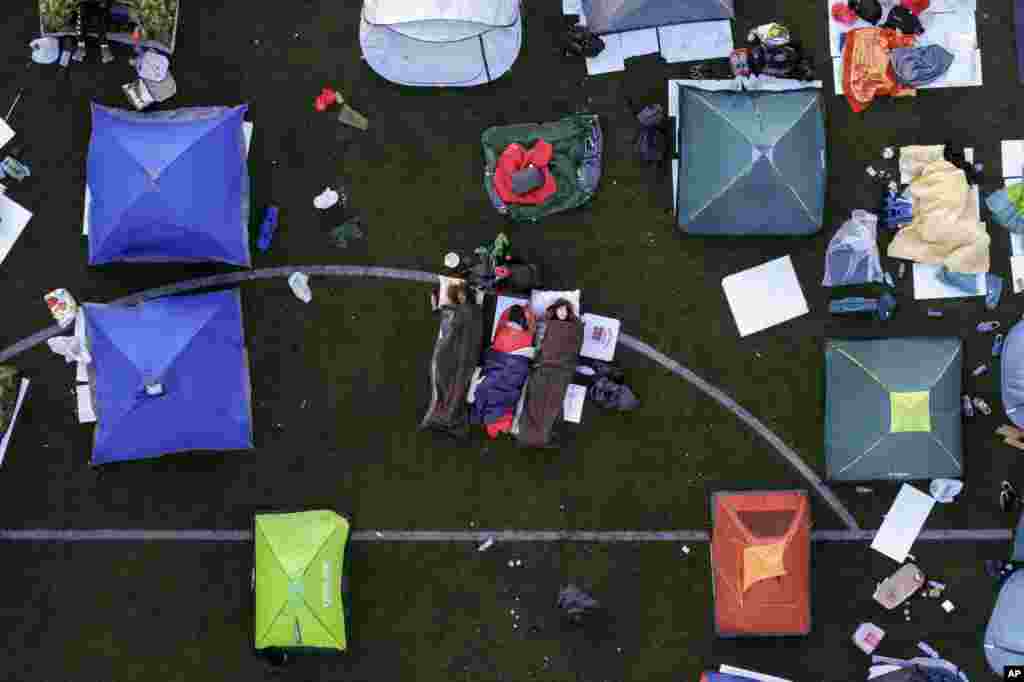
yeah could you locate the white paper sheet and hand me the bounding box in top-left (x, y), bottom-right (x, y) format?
top-left (1003, 140), bottom-right (1024, 179)
top-left (77, 385), bottom-right (97, 424)
top-left (658, 21), bottom-right (734, 63)
top-left (618, 28), bottom-right (660, 59)
top-left (0, 378), bottom-right (29, 466)
top-left (562, 0), bottom-right (581, 15)
top-left (722, 256), bottom-right (809, 337)
top-left (720, 665), bottom-right (794, 682)
top-left (74, 309), bottom-right (89, 382)
top-left (580, 313), bottom-right (620, 362)
top-left (0, 118), bottom-right (14, 152)
top-left (912, 262), bottom-right (986, 299)
top-left (871, 483), bottom-right (936, 562)
top-left (1012, 233), bottom-right (1024, 256)
top-left (0, 192), bottom-right (32, 266)
top-left (563, 384), bottom-right (586, 424)
top-left (83, 120), bottom-right (255, 236)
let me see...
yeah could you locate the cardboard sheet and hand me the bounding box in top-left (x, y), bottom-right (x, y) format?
top-left (871, 483), bottom-right (936, 562)
top-left (913, 263), bottom-right (986, 299)
top-left (77, 385), bottom-right (96, 424)
top-left (657, 21), bottom-right (734, 64)
top-left (0, 378), bottom-right (29, 466)
top-left (1003, 140), bottom-right (1024, 180)
top-left (0, 118), bottom-right (14, 152)
top-left (83, 120), bottom-right (254, 236)
top-left (580, 313), bottom-right (620, 362)
top-left (563, 384), bottom-right (586, 424)
top-left (722, 256), bottom-right (809, 337)
top-left (0, 192), bottom-right (32, 266)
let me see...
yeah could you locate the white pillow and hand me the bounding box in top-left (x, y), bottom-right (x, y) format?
top-left (529, 289), bottom-right (581, 318)
top-left (437, 275), bottom-right (467, 306)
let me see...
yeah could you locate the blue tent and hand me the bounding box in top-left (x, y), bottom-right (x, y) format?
top-left (86, 104), bottom-right (251, 266)
top-left (85, 289), bottom-right (254, 465)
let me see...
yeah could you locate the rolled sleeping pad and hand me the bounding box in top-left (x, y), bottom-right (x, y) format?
top-left (1001, 320), bottom-right (1024, 428)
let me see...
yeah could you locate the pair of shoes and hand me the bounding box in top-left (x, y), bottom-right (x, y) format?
top-left (1000, 480), bottom-right (1019, 513)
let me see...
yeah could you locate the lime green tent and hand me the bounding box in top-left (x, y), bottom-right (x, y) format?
top-left (254, 510), bottom-right (350, 654)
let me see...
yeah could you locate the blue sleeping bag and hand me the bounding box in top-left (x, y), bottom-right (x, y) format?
top-left (471, 349), bottom-right (531, 425)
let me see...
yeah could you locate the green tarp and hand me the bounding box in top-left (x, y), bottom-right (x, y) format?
top-left (254, 510), bottom-right (349, 653)
top-left (824, 337), bottom-right (962, 481)
top-left (481, 114), bottom-right (602, 223)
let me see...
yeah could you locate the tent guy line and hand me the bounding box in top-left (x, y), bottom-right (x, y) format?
top-left (0, 529), bottom-right (1009, 542)
top-left (0, 264), bottom-right (857, 530)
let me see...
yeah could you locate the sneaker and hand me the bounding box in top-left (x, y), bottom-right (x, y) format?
top-left (72, 43), bottom-right (86, 63)
top-left (1000, 481), bottom-right (1019, 512)
top-left (100, 44), bottom-right (114, 64)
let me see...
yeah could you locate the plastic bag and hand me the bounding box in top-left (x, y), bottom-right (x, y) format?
top-left (288, 272), bottom-right (312, 303)
top-left (823, 210), bottom-right (886, 286)
top-left (46, 336), bottom-right (92, 365)
top-left (929, 478), bottom-right (963, 503)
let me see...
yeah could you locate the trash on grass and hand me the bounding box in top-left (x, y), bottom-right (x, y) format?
top-left (929, 478), bottom-right (964, 503)
top-left (941, 599), bottom-right (955, 612)
top-left (898, 262), bottom-right (906, 279)
top-left (973, 364), bottom-right (989, 377)
top-left (853, 623), bottom-right (886, 654)
top-left (44, 289), bottom-right (77, 329)
top-left (557, 584), bottom-right (599, 622)
top-left (927, 309), bottom-right (944, 318)
top-left (873, 563), bottom-right (925, 609)
top-left (883, 147), bottom-right (895, 159)
top-left (257, 206), bottom-right (279, 252)
top-left (46, 336), bottom-right (91, 366)
top-left (977, 321), bottom-right (1001, 333)
top-left (0, 156), bottom-right (30, 181)
top-left (986, 274), bottom-right (1005, 310)
top-left (477, 536), bottom-right (495, 552)
top-left (962, 395), bottom-right (974, 417)
top-left (856, 485), bottom-right (874, 494)
top-left (867, 166), bottom-right (878, 177)
top-left (330, 217), bottom-right (364, 248)
top-left (314, 187), bottom-right (340, 210)
top-left (973, 397), bottom-right (992, 415)
top-left (993, 333), bottom-right (1005, 358)
top-left (288, 272), bottom-right (312, 303)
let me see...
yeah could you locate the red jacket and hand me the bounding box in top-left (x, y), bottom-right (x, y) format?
top-left (493, 140), bottom-right (557, 205)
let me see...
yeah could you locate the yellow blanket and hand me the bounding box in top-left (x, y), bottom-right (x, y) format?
top-left (887, 147), bottom-right (989, 273)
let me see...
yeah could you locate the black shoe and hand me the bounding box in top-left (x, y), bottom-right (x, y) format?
top-left (72, 43), bottom-right (86, 63)
top-left (1000, 481), bottom-right (1019, 512)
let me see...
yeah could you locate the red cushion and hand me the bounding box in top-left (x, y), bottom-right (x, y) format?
top-left (494, 140), bottom-right (557, 205)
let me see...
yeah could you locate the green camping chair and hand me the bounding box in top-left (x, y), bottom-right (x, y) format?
top-left (254, 510), bottom-right (350, 659)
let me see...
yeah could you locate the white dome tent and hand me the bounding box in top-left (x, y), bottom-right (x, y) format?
top-left (360, 0), bottom-right (522, 87)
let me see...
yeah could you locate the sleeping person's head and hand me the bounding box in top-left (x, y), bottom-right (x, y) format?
top-left (446, 282), bottom-right (468, 305)
top-left (507, 305), bottom-right (527, 329)
top-left (546, 299), bottom-right (576, 321)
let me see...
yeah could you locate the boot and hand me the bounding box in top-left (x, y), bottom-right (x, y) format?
top-left (100, 43), bottom-right (114, 64)
top-left (72, 41), bottom-right (87, 63)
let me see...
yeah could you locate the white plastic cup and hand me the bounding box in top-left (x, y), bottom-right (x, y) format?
top-left (444, 252), bottom-right (460, 269)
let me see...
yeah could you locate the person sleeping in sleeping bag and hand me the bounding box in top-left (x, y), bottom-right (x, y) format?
top-left (470, 304), bottom-right (536, 438)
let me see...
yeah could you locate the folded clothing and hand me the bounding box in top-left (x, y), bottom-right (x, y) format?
top-left (842, 28), bottom-right (918, 112)
top-left (891, 45), bottom-right (955, 86)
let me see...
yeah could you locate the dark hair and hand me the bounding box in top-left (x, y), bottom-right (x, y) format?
top-left (507, 305), bottom-right (527, 328)
top-left (546, 298), bottom-right (577, 321)
top-left (446, 282), bottom-right (467, 305)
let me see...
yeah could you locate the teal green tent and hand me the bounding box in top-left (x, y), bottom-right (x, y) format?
top-left (824, 337), bottom-right (962, 481)
top-left (254, 511), bottom-right (350, 654)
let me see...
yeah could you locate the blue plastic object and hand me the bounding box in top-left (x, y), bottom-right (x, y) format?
top-left (994, 333), bottom-right (1006, 358)
top-left (829, 293), bottom-right (896, 321)
top-left (257, 206), bottom-right (279, 252)
top-left (987, 274), bottom-right (1005, 311)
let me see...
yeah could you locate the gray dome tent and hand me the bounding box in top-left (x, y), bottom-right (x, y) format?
top-left (824, 337), bottom-right (963, 482)
top-left (580, 0), bottom-right (734, 35)
top-left (360, 0), bottom-right (521, 87)
top-left (985, 568), bottom-right (1024, 675)
top-left (674, 83), bottom-right (826, 236)
top-left (1002, 320), bottom-right (1024, 427)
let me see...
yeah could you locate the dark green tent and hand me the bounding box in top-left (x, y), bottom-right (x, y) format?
top-left (824, 337), bottom-right (962, 481)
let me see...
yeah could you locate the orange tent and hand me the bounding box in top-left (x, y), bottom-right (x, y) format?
top-left (711, 490), bottom-right (811, 637)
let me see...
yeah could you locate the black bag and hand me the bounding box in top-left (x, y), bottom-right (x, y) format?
top-left (881, 6), bottom-right (924, 34)
top-left (750, 44), bottom-right (815, 80)
top-left (849, 0), bottom-right (883, 24)
top-left (565, 25), bottom-right (605, 58)
top-left (634, 104), bottom-right (668, 163)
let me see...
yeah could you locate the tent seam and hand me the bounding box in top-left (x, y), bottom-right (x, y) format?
top-left (831, 347), bottom-right (891, 392)
top-left (255, 523), bottom-right (292, 644)
top-left (689, 158), bottom-right (756, 222)
top-left (836, 434), bottom-right (887, 476)
top-left (929, 433), bottom-right (962, 471)
top-left (929, 344), bottom-right (962, 387)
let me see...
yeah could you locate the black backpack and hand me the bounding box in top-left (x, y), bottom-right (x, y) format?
top-left (564, 25), bottom-right (605, 58)
top-left (849, 0), bottom-right (883, 24)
